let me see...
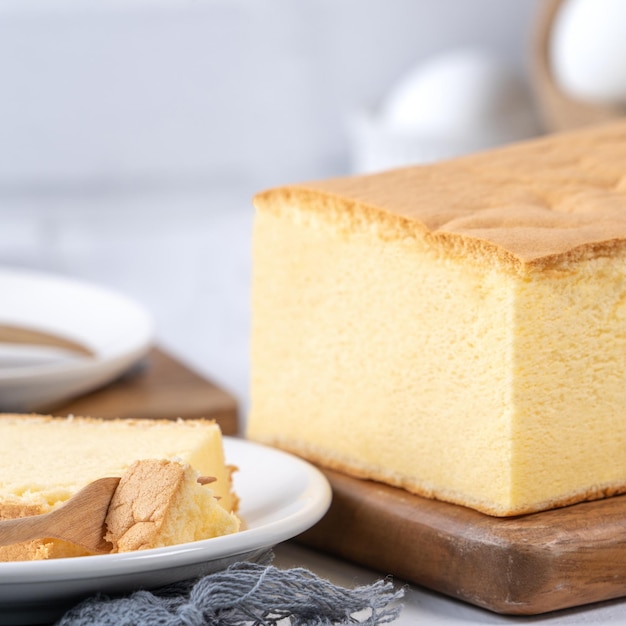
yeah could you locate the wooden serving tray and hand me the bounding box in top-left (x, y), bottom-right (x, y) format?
top-left (299, 467), bottom-right (626, 616)
top-left (39, 348), bottom-right (239, 435)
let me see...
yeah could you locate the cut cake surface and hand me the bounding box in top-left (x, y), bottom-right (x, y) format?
top-left (247, 121), bottom-right (626, 516)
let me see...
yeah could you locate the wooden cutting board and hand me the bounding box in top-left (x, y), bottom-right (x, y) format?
top-left (299, 467), bottom-right (626, 616)
top-left (38, 348), bottom-right (239, 435)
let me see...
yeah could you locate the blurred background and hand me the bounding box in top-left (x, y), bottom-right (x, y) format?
top-left (1, 0), bottom-right (621, 420)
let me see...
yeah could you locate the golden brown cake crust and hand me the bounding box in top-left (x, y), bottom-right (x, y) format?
top-left (0, 413), bottom-right (219, 429)
top-left (105, 459), bottom-right (185, 552)
top-left (254, 121), bottom-right (626, 272)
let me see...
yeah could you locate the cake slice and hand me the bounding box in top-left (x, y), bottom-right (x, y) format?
top-left (247, 120), bottom-right (626, 517)
top-left (105, 459), bottom-right (239, 553)
top-left (0, 414), bottom-right (239, 560)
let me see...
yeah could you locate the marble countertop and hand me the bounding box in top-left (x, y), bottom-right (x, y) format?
top-left (2, 187), bottom-right (626, 625)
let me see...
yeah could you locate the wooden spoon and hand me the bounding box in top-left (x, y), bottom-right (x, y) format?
top-left (0, 477), bottom-right (120, 554)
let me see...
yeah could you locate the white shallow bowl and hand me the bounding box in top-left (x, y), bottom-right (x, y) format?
top-left (0, 267), bottom-right (154, 411)
top-left (0, 437), bottom-right (332, 625)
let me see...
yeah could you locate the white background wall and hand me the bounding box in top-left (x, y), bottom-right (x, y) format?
top-left (0, 1), bottom-right (541, 411)
top-left (0, 0), bottom-right (539, 193)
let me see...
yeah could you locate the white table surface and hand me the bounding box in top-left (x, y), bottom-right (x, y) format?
top-left (2, 188), bottom-right (626, 624)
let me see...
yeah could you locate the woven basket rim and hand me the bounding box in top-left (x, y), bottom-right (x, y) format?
top-left (531, 0), bottom-right (624, 131)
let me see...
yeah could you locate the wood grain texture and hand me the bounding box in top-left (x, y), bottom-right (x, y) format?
top-left (299, 467), bottom-right (626, 615)
top-left (40, 348), bottom-right (239, 435)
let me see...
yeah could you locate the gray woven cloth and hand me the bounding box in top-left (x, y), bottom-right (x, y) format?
top-left (55, 552), bottom-right (404, 626)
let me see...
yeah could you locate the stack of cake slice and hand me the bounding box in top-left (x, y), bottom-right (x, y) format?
top-left (0, 415), bottom-right (239, 561)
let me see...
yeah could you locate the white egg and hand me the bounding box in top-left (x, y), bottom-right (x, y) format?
top-left (551, 0), bottom-right (626, 104)
top-left (380, 48), bottom-right (538, 142)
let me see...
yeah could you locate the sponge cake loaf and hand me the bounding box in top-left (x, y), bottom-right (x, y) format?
top-left (247, 121), bottom-right (626, 517)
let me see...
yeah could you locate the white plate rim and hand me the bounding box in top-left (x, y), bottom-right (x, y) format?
top-left (0, 267), bottom-right (154, 381)
top-left (0, 267), bottom-right (154, 410)
top-left (0, 437), bottom-right (332, 586)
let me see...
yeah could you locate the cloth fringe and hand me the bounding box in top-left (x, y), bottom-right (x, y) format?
top-left (55, 551), bottom-right (404, 626)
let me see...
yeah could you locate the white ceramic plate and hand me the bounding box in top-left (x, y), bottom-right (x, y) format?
top-left (0, 437), bottom-right (332, 625)
top-left (0, 267), bottom-right (154, 411)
